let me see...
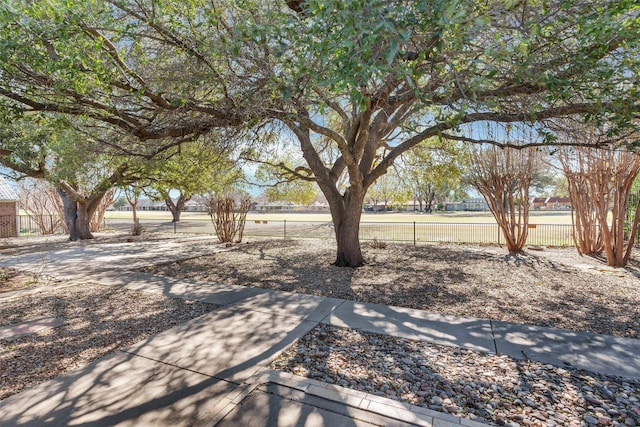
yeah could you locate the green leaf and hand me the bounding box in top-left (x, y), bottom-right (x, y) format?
top-left (386, 40), bottom-right (399, 65)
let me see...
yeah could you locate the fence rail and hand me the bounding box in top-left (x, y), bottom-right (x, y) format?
top-left (0, 214), bottom-right (576, 247)
top-left (104, 217), bottom-right (576, 247)
top-left (0, 215), bottom-right (65, 237)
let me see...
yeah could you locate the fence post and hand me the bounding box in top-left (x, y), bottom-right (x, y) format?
top-left (284, 220), bottom-right (287, 239)
top-left (413, 221), bottom-right (416, 246)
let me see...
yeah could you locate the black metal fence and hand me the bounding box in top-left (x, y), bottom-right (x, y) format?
top-left (104, 217), bottom-right (576, 247)
top-left (0, 215), bottom-right (65, 237)
top-left (245, 220), bottom-right (575, 247)
top-left (0, 215), bottom-right (18, 238)
top-left (0, 214), bottom-right (576, 247)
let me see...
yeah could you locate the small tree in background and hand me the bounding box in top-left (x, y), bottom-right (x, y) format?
top-left (145, 139), bottom-right (243, 223)
top-left (469, 145), bottom-right (537, 253)
top-left (367, 173), bottom-right (407, 212)
top-left (207, 195), bottom-right (251, 245)
top-left (124, 186), bottom-right (144, 236)
top-left (559, 145), bottom-right (640, 267)
top-left (398, 140), bottom-right (467, 213)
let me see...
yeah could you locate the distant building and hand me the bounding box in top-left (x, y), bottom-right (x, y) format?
top-left (253, 201), bottom-right (300, 212)
top-left (119, 199), bottom-right (167, 211)
top-left (119, 197), bottom-right (209, 212)
top-left (403, 200), bottom-right (423, 211)
top-left (531, 196), bottom-right (571, 210)
top-left (307, 194), bottom-right (330, 211)
top-left (308, 200), bottom-right (330, 211)
top-left (184, 199), bottom-right (208, 212)
top-left (251, 193), bottom-right (331, 212)
top-left (445, 198), bottom-right (488, 212)
top-left (531, 197), bottom-right (547, 210)
top-left (0, 176), bottom-right (19, 238)
top-left (363, 202), bottom-right (394, 212)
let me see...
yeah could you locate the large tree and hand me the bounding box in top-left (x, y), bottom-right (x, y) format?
top-left (0, 114), bottom-right (135, 239)
top-left (255, 0), bottom-right (640, 265)
top-left (2, 0), bottom-right (639, 265)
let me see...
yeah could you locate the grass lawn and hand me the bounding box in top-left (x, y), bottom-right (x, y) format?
top-left (105, 209), bottom-right (574, 225)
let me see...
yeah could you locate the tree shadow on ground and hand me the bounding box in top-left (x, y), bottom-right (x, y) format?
top-left (144, 239), bottom-right (480, 307)
top-left (0, 304), bottom-right (345, 427)
top-left (0, 283), bottom-right (217, 401)
top-left (144, 239), bottom-right (640, 338)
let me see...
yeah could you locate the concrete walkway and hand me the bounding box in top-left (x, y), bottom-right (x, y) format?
top-left (1, 239), bottom-right (639, 426)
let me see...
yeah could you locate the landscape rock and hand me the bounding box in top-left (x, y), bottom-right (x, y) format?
top-left (271, 324), bottom-right (640, 427)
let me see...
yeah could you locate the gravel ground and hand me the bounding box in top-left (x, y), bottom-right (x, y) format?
top-left (0, 267), bottom-right (41, 293)
top-left (146, 238), bottom-right (640, 338)
top-left (145, 238), bottom-right (640, 427)
top-left (271, 324), bottom-right (640, 427)
top-left (0, 232), bottom-right (185, 257)
top-left (0, 280), bottom-right (217, 401)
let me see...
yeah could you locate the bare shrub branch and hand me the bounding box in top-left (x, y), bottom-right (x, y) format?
top-left (90, 188), bottom-right (115, 232)
top-left (469, 146), bottom-right (537, 253)
top-left (17, 179), bottom-right (64, 234)
top-left (558, 143), bottom-right (640, 267)
top-left (206, 195), bottom-right (251, 244)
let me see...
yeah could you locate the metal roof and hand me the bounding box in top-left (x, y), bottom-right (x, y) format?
top-left (0, 176), bottom-right (19, 201)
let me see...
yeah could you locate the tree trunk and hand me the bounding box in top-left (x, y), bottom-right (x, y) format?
top-left (125, 189), bottom-right (140, 224)
top-left (163, 192), bottom-right (189, 222)
top-left (57, 187), bottom-right (100, 240)
top-left (330, 189), bottom-right (365, 267)
top-left (424, 185), bottom-right (435, 213)
top-left (76, 200), bottom-right (94, 239)
top-left (58, 189), bottom-right (78, 241)
top-left (164, 196), bottom-right (179, 222)
top-left (132, 202), bottom-right (138, 224)
top-left (126, 190), bottom-right (142, 235)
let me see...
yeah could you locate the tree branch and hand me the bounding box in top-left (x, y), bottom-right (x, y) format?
top-left (439, 133), bottom-right (610, 149)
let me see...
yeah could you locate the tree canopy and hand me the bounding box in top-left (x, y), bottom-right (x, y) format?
top-left (0, 0), bottom-right (269, 153)
top-left (143, 137), bottom-right (244, 221)
top-left (398, 140), bottom-right (468, 212)
top-left (254, 0), bottom-right (640, 265)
